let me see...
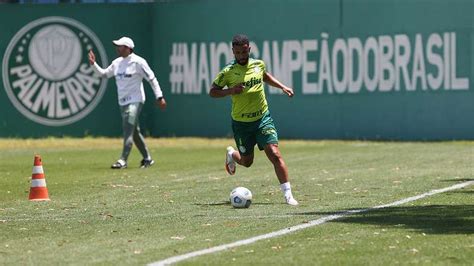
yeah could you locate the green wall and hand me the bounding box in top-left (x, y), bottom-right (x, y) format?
top-left (1, 0), bottom-right (472, 139)
top-left (0, 4), bottom-right (154, 137)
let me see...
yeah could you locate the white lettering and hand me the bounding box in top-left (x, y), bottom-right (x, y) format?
top-left (332, 38), bottom-right (348, 94)
top-left (443, 32), bottom-right (450, 89)
top-left (55, 83), bottom-right (70, 118)
top-left (10, 65), bottom-right (35, 99)
top-left (348, 38), bottom-right (363, 93)
top-left (395, 34), bottom-right (412, 91)
top-left (184, 43), bottom-right (198, 94)
top-left (286, 40), bottom-right (302, 89)
top-left (363, 37), bottom-right (379, 92)
top-left (169, 31), bottom-right (470, 95)
top-left (198, 43), bottom-right (210, 93)
top-left (301, 40), bottom-right (318, 94)
top-left (450, 32), bottom-right (468, 90)
top-left (378, 35), bottom-right (394, 92)
top-left (32, 81), bottom-right (55, 118)
top-left (319, 34), bottom-right (332, 94)
top-left (412, 34), bottom-right (427, 90)
top-left (426, 33), bottom-right (443, 90)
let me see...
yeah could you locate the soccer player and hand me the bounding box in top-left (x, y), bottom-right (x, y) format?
top-left (209, 34), bottom-right (298, 206)
top-left (88, 37), bottom-right (166, 169)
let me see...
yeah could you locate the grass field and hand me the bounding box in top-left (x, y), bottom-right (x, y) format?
top-left (0, 138), bottom-right (473, 265)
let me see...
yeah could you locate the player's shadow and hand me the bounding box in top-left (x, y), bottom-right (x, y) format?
top-left (290, 204), bottom-right (474, 235)
top-left (194, 201), bottom-right (276, 207)
top-left (452, 190), bottom-right (474, 194)
top-left (195, 201), bottom-right (230, 207)
top-left (441, 178), bottom-right (474, 182)
top-left (440, 179), bottom-right (474, 194)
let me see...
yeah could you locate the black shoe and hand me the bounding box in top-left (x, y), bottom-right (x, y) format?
top-left (111, 159), bottom-right (127, 169)
top-left (140, 159), bottom-right (155, 168)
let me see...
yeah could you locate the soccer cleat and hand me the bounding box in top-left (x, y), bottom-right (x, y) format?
top-left (285, 196), bottom-right (299, 206)
top-left (140, 159), bottom-right (155, 168)
top-left (225, 146), bottom-right (236, 175)
top-left (111, 159), bottom-right (127, 169)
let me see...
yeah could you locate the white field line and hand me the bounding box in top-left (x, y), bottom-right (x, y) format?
top-left (149, 180), bottom-right (474, 266)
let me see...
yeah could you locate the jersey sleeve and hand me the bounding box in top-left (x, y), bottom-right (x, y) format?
top-left (139, 59), bottom-right (156, 81)
top-left (139, 59), bottom-right (163, 99)
top-left (212, 67), bottom-right (228, 88)
top-left (261, 60), bottom-right (267, 73)
top-left (92, 61), bottom-right (115, 78)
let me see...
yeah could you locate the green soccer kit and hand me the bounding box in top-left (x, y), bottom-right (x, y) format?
top-left (213, 58), bottom-right (278, 155)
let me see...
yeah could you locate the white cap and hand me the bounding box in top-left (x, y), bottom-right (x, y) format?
top-left (112, 37), bottom-right (135, 49)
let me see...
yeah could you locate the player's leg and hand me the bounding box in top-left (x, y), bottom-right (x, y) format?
top-left (257, 112), bottom-right (298, 205)
top-left (263, 144), bottom-right (298, 206)
top-left (263, 144), bottom-right (288, 183)
top-left (133, 125), bottom-right (154, 168)
top-left (225, 120), bottom-right (256, 175)
top-left (226, 144), bottom-right (255, 175)
top-left (130, 104), bottom-right (154, 168)
top-left (231, 148), bottom-right (254, 167)
top-left (112, 104), bottom-right (138, 169)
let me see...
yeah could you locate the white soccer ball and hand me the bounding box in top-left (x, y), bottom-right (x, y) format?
top-left (230, 187), bottom-right (252, 208)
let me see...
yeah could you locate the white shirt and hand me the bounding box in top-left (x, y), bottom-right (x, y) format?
top-left (92, 53), bottom-right (163, 106)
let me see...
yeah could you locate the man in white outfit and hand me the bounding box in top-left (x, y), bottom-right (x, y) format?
top-left (88, 37), bottom-right (166, 169)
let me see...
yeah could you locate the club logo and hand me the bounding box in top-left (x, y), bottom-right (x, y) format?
top-left (2, 16), bottom-right (108, 126)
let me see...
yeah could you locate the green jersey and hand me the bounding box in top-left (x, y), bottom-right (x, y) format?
top-left (213, 58), bottom-right (268, 122)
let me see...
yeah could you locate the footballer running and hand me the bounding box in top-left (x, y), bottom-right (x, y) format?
top-left (210, 34), bottom-right (298, 206)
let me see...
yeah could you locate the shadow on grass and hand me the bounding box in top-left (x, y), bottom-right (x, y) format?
top-left (195, 201), bottom-right (230, 206)
top-left (452, 191), bottom-right (474, 194)
top-left (441, 178), bottom-right (474, 182)
top-left (290, 205), bottom-right (474, 234)
top-left (194, 201), bottom-right (276, 207)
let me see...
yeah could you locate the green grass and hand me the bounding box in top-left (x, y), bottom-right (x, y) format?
top-left (0, 138), bottom-right (473, 265)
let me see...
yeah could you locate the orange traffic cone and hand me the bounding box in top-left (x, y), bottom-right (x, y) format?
top-left (29, 155), bottom-right (50, 201)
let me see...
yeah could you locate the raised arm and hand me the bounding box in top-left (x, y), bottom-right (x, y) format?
top-left (263, 72), bottom-right (294, 97)
top-left (88, 49), bottom-right (114, 78)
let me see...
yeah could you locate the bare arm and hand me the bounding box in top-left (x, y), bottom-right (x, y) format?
top-left (263, 72), bottom-right (294, 97)
top-left (209, 83), bottom-right (244, 98)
